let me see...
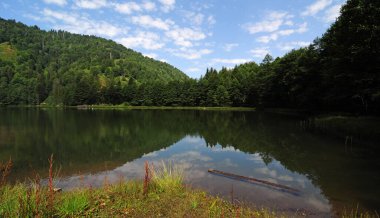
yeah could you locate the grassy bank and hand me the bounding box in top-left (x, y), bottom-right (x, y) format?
top-left (1, 159), bottom-right (376, 217)
top-left (0, 161), bottom-right (274, 217)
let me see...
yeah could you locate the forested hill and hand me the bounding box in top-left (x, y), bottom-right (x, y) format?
top-left (0, 0), bottom-right (379, 113)
top-left (226, 0), bottom-right (380, 114)
top-left (0, 18), bottom-right (187, 105)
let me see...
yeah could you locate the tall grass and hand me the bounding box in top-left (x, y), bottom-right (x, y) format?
top-left (149, 160), bottom-right (184, 191)
top-left (0, 158), bottom-right (12, 187)
top-left (3, 158), bottom-right (376, 217)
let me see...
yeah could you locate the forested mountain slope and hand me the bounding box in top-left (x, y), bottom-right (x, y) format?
top-left (0, 18), bottom-right (187, 105)
top-left (0, 0), bottom-right (379, 113)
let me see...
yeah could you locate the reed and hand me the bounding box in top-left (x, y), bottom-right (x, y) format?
top-left (0, 158), bottom-right (12, 187)
top-left (143, 161), bottom-right (150, 196)
top-left (48, 154), bottom-right (54, 212)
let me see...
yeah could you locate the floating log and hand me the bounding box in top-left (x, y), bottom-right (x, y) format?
top-left (208, 169), bottom-right (300, 193)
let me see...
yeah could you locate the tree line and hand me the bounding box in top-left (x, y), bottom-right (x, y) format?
top-left (0, 0), bottom-right (379, 114)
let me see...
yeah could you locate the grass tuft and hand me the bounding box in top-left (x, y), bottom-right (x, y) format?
top-left (150, 160), bottom-right (184, 192)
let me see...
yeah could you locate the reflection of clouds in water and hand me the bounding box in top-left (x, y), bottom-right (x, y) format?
top-left (221, 158), bottom-right (238, 167)
top-left (182, 135), bottom-right (203, 144)
top-left (296, 178), bottom-right (307, 189)
top-left (211, 144), bottom-right (242, 153)
top-left (278, 175), bottom-right (294, 182)
top-left (181, 135), bottom-right (206, 149)
top-left (247, 153), bottom-right (263, 162)
top-left (170, 151), bottom-right (212, 162)
top-left (255, 167), bottom-right (278, 178)
top-left (306, 194), bottom-right (331, 212)
top-left (56, 136), bottom-right (331, 215)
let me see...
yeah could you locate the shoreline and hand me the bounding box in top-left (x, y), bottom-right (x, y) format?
top-left (1, 164), bottom-right (373, 217)
top-left (0, 161), bottom-right (278, 217)
top-left (3, 104), bottom-right (257, 111)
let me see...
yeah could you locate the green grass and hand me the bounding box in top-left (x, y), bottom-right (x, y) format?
top-left (1, 161), bottom-right (376, 217)
top-left (56, 190), bottom-right (89, 217)
top-left (0, 161), bottom-right (277, 217)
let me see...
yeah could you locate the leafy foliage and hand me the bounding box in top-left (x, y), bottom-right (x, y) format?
top-left (0, 18), bottom-right (187, 105)
top-left (1, 0), bottom-right (379, 114)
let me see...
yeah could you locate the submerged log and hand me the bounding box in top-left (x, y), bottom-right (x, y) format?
top-left (208, 169), bottom-right (300, 193)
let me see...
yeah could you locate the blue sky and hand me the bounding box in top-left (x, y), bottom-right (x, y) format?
top-left (0, 0), bottom-right (345, 78)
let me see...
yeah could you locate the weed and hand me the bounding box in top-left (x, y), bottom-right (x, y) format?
top-left (0, 158), bottom-right (12, 187)
top-left (143, 161), bottom-right (150, 196)
top-left (48, 154), bottom-right (54, 212)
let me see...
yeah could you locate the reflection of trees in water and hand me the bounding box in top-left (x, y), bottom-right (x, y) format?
top-left (195, 111), bottom-right (380, 212)
top-left (1, 109), bottom-right (379, 210)
top-left (0, 109), bottom-right (189, 176)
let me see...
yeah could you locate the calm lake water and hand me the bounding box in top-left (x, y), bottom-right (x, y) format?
top-left (1, 108), bottom-right (379, 216)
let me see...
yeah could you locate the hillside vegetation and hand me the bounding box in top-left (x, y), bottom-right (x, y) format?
top-left (0, 0), bottom-right (379, 114)
top-left (0, 18), bottom-right (187, 105)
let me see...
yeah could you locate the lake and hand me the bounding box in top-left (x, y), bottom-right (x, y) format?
top-left (1, 108), bottom-right (379, 216)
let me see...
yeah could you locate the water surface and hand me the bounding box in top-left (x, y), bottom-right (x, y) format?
top-left (1, 108), bottom-right (379, 216)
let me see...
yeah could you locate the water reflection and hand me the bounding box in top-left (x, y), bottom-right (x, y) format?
top-left (55, 136), bottom-right (331, 216)
top-left (1, 108), bottom-right (379, 215)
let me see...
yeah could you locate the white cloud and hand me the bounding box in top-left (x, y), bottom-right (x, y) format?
top-left (170, 47), bottom-right (212, 60)
top-left (278, 41), bottom-right (310, 51)
top-left (244, 11), bottom-right (292, 34)
top-left (212, 58), bottom-right (250, 65)
top-left (257, 22), bottom-right (308, 43)
top-left (257, 35), bottom-right (278, 44)
top-left (183, 11), bottom-right (205, 26)
top-left (118, 31), bottom-right (164, 50)
top-left (166, 27), bottom-right (206, 47)
top-left (301, 0), bottom-right (333, 16)
top-left (250, 47), bottom-right (270, 58)
top-left (223, 43), bottom-right (239, 52)
top-left (142, 1), bottom-right (156, 11)
top-left (159, 0), bottom-right (175, 12)
top-left (43, 0), bottom-right (67, 6)
top-left (42, 8), bottom-right (123, 37)
top-left (131, 15), bottom-right (173, 30)
top-left (74, 0), bottom-right (108, 9)
top-left (324, 4), bottom-right (342, 22)
top-left (114, 1), bottom-right (155, 14)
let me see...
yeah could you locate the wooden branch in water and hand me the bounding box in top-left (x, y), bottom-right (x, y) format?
top-left (208, 169), bottom-right (300, 193)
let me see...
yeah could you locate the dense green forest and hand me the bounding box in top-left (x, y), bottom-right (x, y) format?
top-left (0, 18), bottom-right (187, 105)
top-left (0, 0), bottom-right (379, 113)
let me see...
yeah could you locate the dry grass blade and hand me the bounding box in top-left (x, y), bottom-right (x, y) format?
top-left (0, 157), bottom-right (12, 186)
